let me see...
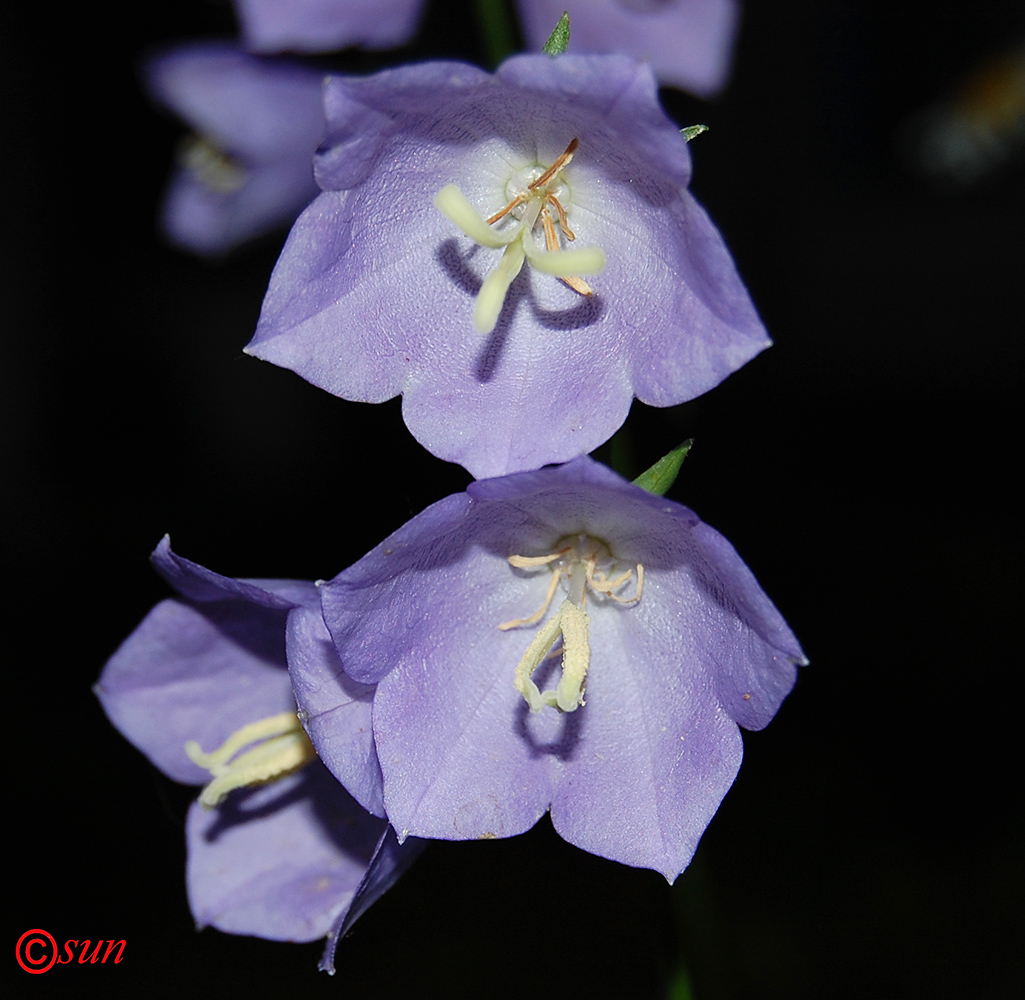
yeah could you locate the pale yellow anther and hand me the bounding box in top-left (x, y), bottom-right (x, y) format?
top-left (434, 138), bottom-right (605, 334)
top-left (185, 711), bottom-right (316, 809)
top-left (508, 549), bottom-right (570, 568)
top-left (499, 567), bottom-right (563, 631)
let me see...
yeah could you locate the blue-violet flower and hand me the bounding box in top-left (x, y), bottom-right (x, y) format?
top-left (246, 54), bottom-right (770, 478)
top-left (234, 0), bottom-right (424, 54)
top-left (95, 538), bottom-right (419, 967)
top-left (520, 1), bottom-right (740, 97)
top-left (146, 43), bottom-right (325, 254)
top-left (309, 457), bottom-right (806, 880)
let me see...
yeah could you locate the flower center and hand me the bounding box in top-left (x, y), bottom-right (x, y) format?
top-left (434, 138), bottom-right (606, 334)
top-left (179, 134), bottom-right (247, 194)
top-left (185, 711), bottom-right (316, 808)
top-left (499, 534), bottom-right (644, 713)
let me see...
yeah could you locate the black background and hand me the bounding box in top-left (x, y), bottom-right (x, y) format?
top-left (5, 2), bottom-right (1023, 997)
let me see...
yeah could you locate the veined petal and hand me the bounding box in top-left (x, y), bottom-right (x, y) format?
top-left (248, 54), bottom-right (771, 479)
top-left (315, 457), bottom-right (806, 876)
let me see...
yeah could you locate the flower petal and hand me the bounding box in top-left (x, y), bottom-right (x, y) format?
top-left (286, 603), bottom-right (385, 817)
top-left (518, 0), bottom-right (741, 98)
top-left (186, 765), bottom-right (385, 941)
top-left (248, 55), bottom-right (770, 478)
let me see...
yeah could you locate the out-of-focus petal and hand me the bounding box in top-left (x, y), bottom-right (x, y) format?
top-left (235, 0), bottom-right (424, 54)
top-left (145, 42), bottom-right (324, 254)
top-left (518, 0), bottom-right (741, 97)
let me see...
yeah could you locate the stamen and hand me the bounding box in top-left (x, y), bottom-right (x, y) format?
top-left (434, 137), bottom-right (604, 332)
top-left (532, 206), bottom-right (598, 295)
top-left (486, 195), bottom-right (526, 226)
top-left (529, 138), bottom-right (579, 191)
top-left (541, 207), bottom-right (560, 252)
top-left (185, 711), bottom-right (316, 809)
top-left (499, 567), bottom-right (563, 630)
top-left (585, 560), bottom-right (644, 603)
top-left (546, 194), bottom-right (575, 240)
top-left (560, 275), bottom-right (595, 296)
top-left (501, 536), bottom-right (644, 712)
top-left (508, 549), bottom-right (569, 568)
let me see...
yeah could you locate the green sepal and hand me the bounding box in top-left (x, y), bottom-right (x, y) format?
top-left (681, 124), bottom-right (709, 142)
top-left (632, 440), bottom-right (693, 496)
top-left (542, 12), bottom-right (571, 55)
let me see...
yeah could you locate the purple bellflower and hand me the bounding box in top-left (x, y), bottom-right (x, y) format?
top-left (232, 0), bottom-right (735, 98)
top-left (519, 1), bottom-right (741, 98)
top-left (234, 0), bottom-right (424, 54)
top-left (309, 457), bottom-right (806, 881)
top-left (95, 538), bottom-right (421, 969)
top-left (246, 54), bottom-right (770, 479)
top-left (146, 43), bottom-right (325, 255)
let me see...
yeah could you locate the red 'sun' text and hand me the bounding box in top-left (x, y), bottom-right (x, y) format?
top-left (15, 929), bottom-right (126, 974)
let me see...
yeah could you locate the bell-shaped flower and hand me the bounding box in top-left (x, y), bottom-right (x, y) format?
top-left (311, 457), bottom-right (806, 881)
top-left (95, 538), bottom-right (420, 968)
top-left (234, 0), bottom-right (424, 54)
top-left (519, 1), bottom-right (741, 98)
top-left (246, 54), bottom-right (770, 478)
top-left (146, 43), bottom-right (325, 255)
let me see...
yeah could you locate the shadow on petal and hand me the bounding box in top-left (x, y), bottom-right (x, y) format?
top-left (435, 237), bottom-right (482, 297)
top-left (532, 291), bottom-right (605, 332)
top-left (201, 771), bottom-right (309, 844)
top-left (474, 272), bottom-right (530, 382)
top-left (513, 655), bottom-right (585, 761)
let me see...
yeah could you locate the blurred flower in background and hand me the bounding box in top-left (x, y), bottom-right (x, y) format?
top-left (519, 0), bottom-right (741, 96)
top-left (146, 43), bottom-right (325, 254)
top-left (233, 0), bottom-right (425, 54)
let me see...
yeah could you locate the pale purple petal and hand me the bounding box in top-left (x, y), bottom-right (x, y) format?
top-left (319, 826), bottom-right (427, 974)
top-left (98, 541), bottom-right (416, 952)
top-left (286, 603), bottom-right (384, 817)
top-left (150, 535), bottom-right (316, 610)
top-left (96, 598), bottom-right (296, 784)
top-left (95, 537), bottom-right (314, 783)
top-left (187, 765), bottom-right (385, 941)
top-left (146, 43), bottom-right (324, 254)
top-left (235, 0), bottom-right (424, 54)
top-left (315, 457), bottom-right (804, 876)
top-left (518, 0), bottom-right (741, 97)
top-left (248, 55), bottom-right (769, 478)
top-left (547, 593), bottom-right (744, 879)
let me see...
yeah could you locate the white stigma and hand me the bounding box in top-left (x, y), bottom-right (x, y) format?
top-left (434, 138), bottom-right (606, 334)
top-left (185, 711), bottom-right (316, 808)
top-left (501, 535), bottom-right (644, 713)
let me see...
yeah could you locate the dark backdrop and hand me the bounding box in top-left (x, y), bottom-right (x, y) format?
top-left (6, 2), bottom-right (1022, 997)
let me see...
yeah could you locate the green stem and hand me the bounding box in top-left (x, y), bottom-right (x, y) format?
top-left (472, 0), bottom-right (520, 68)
